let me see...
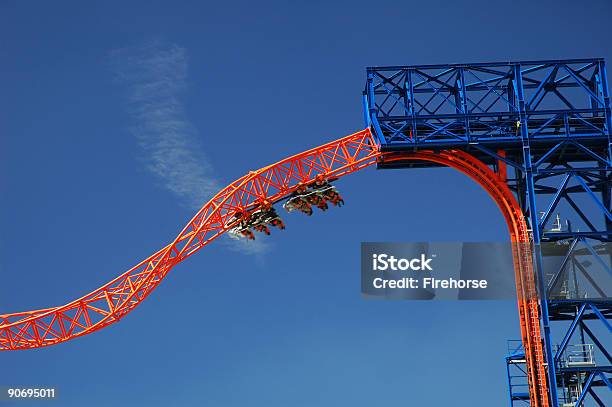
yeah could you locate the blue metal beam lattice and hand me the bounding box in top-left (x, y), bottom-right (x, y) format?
top-left (365, 59), bottom-right (611, 151)
top-left (365, 58), bottom-right (612, 407)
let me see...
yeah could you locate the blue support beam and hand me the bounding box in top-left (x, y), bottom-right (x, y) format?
top-left (366, 59), bottom-right (609, 153)
top-left (365, 58), bottom-right (612, 406)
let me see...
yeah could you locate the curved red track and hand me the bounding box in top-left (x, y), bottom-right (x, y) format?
top-left (0, 128), bottom-right (549, 406)
top-left (383, 152), bottom-right (549, 407)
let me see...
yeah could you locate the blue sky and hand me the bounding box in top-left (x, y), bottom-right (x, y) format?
top-left (1, 1), bottom-right (611, 406)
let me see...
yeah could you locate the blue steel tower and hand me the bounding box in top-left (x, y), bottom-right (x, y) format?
top-left (364, 59), bottom-right (611, 406)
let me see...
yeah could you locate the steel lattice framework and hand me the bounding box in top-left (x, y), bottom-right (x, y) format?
top-left (0, 127), bottom-right (548, 404)
top-left (0, 131), bottom-right (379, 349)
top-left (365, 58), bottom-right (611, 407)
top-left (2, 57), bottom-right (610, 407)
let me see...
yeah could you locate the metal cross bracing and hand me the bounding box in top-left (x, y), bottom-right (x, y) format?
top-left (0, 129), bottom-right (539, 367)
top-left (1, 58), bottom-right (609, 407)
top-left (365, 58), bottom-right (612, 407)
top-left (0, 130), bottom-right (380, 350)
top-left (0, 124), bottom-right (539, 365)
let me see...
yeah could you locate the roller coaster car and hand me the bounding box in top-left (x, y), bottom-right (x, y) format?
top-left (229, 212), bottom-right (256, 240)
top-left (283, 180), bottom-right (345, 214)
top-left (241, 228), bottom-right (255, 240)
top-left (309, 180), bottom-right (344, 207)
top-left (229, 224), bottom-right (255, 240)
top-left (283, 195), bottom-right (314, 216)
top-left (302, 190), bottom-right (329, 211)
top-left (250, 210), bottom-right (278, 234)
top-left (237, 206), bottom-right (286, 237)
top-left (253, 223), bottom-right (271, 235)
top-left (283, 186), bottom-right (314, 215)
top-left (325, 189), bottom-right (344, 207)
top-left (260, 207), bottom-right (285, 230)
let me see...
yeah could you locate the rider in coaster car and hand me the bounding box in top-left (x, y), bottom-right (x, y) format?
top-left (265, 207), bottom-right (286, 229)
top-left (253, 223), bottom-right (271, 235)
top-left (305, 192), bottom-right (328, 211)
top-left (328, 190), bottom-right (344, 207)
top-left (231, 210), bottom-right (256, 240)
top-left (249, 201), bottom-right (282, 234)
top-left (295, 199), bottom-right (313, 215)
top-left (287, 185), bottom-right (313, 215)
top-left (312, 177), bottom-right (343, 208)
top-left (240, 228), bottom-right (255, 240)
top-left (320, 185), bottom-right (344, 207)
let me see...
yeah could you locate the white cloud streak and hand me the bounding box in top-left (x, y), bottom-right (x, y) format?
top-left (111, 41), bottom-right (268, 255)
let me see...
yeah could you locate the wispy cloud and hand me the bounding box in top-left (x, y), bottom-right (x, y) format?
top-left (111, 41), bottom-right (268, 255)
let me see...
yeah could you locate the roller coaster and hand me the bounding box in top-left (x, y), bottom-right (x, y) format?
top-left (1, 59), bottom-right (611, 407)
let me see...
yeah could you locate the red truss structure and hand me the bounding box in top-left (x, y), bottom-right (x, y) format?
top-left (0, 128), bottom-right (549, 406)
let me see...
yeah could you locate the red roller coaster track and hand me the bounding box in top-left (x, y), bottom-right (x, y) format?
top-left (0, 128), bottom-right (549, 407)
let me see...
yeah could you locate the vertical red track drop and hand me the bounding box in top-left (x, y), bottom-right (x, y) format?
top-left (381, 151), bottom-right (549, 407)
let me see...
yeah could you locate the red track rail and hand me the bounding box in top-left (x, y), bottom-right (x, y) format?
top-left (382, 151), bottom-right (549, 407)
top-left (0, 128), bottom-right (548, 406)
top-left (0, 129), bottom-right (379, 350)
